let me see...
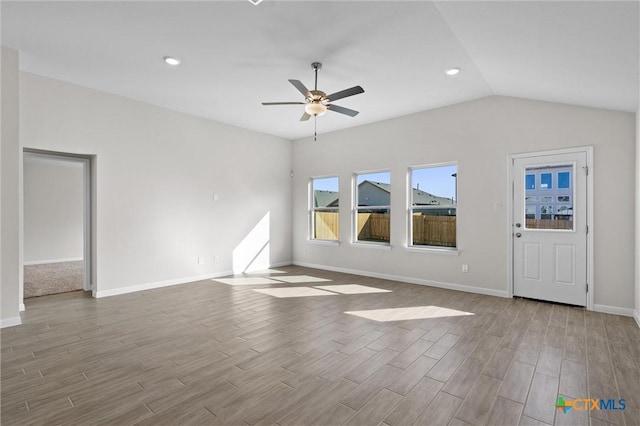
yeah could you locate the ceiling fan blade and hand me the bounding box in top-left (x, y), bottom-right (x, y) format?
top-left (327, 104), bottom-right (359, 117)
top-left (262, 102), bottom-right (305, 105)
top-left (300, 112), bottom-right (311, 121)
top-left (326, 86), bottom-right (364, 102)
top-left (289, 79), bottom-right (311, 97)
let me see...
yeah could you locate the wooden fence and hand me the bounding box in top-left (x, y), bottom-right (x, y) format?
top-left (357, 213), bottom-right (390, 242)
top-left (412, 214), bottom-right (456, 247)
top-left (315, 212), bottom-right (456, 247)
top-left (315, 214), bottom-right (570, 243)
top-left (525, 218), bottom-right (573, 230)
top-left (314, 211), bottom-right (339, 240)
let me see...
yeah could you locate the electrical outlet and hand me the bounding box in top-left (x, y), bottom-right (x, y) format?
top-left (462, 264), bottom-right (469, 273)
top-left (198, 257), bottom-right (205, 265)
top-left (214, 256), bottom-right (219, 263)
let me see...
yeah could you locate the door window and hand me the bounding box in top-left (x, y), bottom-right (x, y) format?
top-left (524, 165), bottom-right (574, 230)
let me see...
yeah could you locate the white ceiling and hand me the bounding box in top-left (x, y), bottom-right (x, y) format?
top-left (2, 1), bottom-right (638, 140)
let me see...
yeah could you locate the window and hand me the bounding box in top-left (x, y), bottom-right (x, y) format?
top-left (354, 171), bottom-right (391, 244)
top-left (409, 164), bottom-right (457, 248)
top-left (558, 171), bottom-right (571, 189)
top-left (525, 174), bottom-right (535, 190)
top-left (526, 205), bottom-right (536, 219)
top-left (524, 164), bottom-right (573, 230)
top-left (540, 173), bottom-right (552, 189)
top-left (310, 176), bottom-right (339, 241)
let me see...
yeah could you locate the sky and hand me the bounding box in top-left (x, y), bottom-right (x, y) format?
top-left (312, 165), bottom-right (457, 200)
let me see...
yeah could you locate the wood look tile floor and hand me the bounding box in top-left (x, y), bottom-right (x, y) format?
top-left (2, 266), bottom-right (639, 425)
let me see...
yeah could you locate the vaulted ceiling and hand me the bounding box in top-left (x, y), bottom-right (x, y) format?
top-left (2, 1), bottom-right (638, 140)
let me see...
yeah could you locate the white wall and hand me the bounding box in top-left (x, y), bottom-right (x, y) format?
top-left (23, 157), bottom-right (84, 264)
top-left (292, 96), bottom-right (636, 311)
top-left (20, 72), bottom-right (292, 296)
top-left (1, 46), bottom-right (22, 327)
top-left (12, 69), bottom-right (639, 318)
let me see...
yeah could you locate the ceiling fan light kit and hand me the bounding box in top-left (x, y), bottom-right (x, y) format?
top-left (305, 102), bottom-right (327, 116)
top-left (262, 61), bottom-right (364, 140)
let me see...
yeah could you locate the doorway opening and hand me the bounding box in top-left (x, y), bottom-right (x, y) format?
top-left (22, 150), bottom-right (92, 301)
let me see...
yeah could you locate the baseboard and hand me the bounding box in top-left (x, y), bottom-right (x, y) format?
top-left (633, 310), bottom-right (640, 328)
top-left (593, 304), bottom-right (635, 317)
top-left (93, 270), bottom-right (234, 298)
top-left (19, 303), bottom-right (25, 312)
top-left (93, 260), bottom-right (294, 299)
top-left (266, 261), bottom-right (293, 268)
top-left (24, 257), bottom-right (83, 266)
top-left (234, 261), bottom-right (293, 274)
top-left (292, 261), bottom-right (510, 299)
top-left (0, 316), bottom-right (22, 328)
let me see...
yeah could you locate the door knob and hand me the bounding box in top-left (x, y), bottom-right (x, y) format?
top-left (515, 232), bottom-right (522, 238)
top-left (515, 223), bottom-right (521, 228)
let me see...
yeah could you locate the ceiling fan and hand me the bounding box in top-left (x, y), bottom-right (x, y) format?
top-left (262, 62), bottom-right (364, 125)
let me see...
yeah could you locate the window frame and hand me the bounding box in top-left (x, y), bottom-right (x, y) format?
top-left (407, 162), bottom-right (458, 251)
top-left (309, 175), bottom-right (340, 243)
top-left (352, 169), bottom-right (392, 246)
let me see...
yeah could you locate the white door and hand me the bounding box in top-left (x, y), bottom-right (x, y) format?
top-left (512, 151), bottom-right (588, 306)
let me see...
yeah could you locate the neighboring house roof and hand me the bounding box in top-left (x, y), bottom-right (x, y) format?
top-left (314, 190), bottom-right (339, 208)
top-left (366, 181), bottom-right (392, 193)
top-left (412, 188), bottom-right (453, 205)
top-left (314, 181), bottom-right (452, 208)
top-left (363, 180), bottom-right (453, 205)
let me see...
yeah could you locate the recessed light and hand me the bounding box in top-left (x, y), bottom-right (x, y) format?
top-left (163, 56), bottom-right (181, 66)
top-left (248, 0), bottom-right (264, 4)
top-left (446, 67), bottom-right (460, 76)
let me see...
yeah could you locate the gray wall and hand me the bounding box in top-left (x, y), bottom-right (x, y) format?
top-left (292, 96), bottom-right (636, 311)
top-left (1, 46), bottom-right (21, 326)
top-left (23, 157), bottom-right (84, 263)
top-left (20, 72), bottom-right (293, 296)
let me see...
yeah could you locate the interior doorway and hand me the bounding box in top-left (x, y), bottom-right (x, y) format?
top-left (23, 150), bottom-right (91, 299)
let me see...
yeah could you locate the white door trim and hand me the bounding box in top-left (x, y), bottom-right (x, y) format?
top-left (22, 149), bottom-right (94, 296)
top-left (507, 146), bottom-right (594, 310)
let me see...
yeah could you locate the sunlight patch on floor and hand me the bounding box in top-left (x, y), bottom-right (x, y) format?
top-left (345, 306), bottom-right (474, 322)
top-left (273, 275), bottom-right (332, 283)
top-left (314, 284), bottom-right (391, 294)
top-left (253, 287), bottom-right (338, 298)
top-left (213, 277), bottom-right (282, 286)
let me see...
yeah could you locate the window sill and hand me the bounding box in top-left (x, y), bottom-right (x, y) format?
top-left (308, 239), bottom-right (340, 246)
top-left (350, 242), bottom-right (392, 250)
top-left (405, 246), bottom-right (460, 255)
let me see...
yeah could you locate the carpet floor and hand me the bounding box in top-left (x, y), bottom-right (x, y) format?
top-left (23, 261), bottom-right (84, 298)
